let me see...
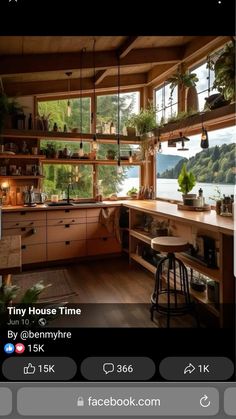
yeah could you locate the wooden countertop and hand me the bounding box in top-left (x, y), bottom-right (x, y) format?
top-left (0, 235), bottom-right (22, 275)
top-left (1, 200), bottom-right (233, 235)
top-left (1, 201), bottom-right (123, 212)
top-left (123, 200), bottom-right (234, 235)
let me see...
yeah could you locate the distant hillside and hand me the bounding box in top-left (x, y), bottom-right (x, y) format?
top-left (160, 143), bottom-right (236, 184)
top-left (156, 154), bottom-right (184, 175)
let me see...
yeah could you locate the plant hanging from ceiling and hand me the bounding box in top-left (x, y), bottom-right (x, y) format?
top-left (207, 40), bottom-right (235, 102)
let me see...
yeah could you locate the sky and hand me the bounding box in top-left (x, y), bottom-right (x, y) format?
top-left (160, 125), bottom-right (236, 158)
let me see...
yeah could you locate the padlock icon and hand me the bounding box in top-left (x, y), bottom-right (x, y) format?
top-left (77, 396), bottom-right (84, 407)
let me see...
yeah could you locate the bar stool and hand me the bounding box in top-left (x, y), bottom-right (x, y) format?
top-left (150, 236), bottom-right (198, 327)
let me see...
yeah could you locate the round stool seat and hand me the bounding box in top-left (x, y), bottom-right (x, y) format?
top-left (151, 236), bottom-right (189, 253)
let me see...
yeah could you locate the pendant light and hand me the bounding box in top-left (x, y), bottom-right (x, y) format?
top-left (177, 132), bottom-right (189, 151)
top-left (91, 38), bottom-right (99, 152)
top-left (65, 71), bottom-right (72, 117)
top-left (79, 49), bottom-right (85, 158)
top-left (200, 114), bottom-right (209, 149)
top-left (154, 129), bottom-right (162, 153)
top-left (117, 55), bottom-right (122, 174)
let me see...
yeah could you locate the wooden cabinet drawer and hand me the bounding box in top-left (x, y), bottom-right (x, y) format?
top-left (86, 207), bottom-right (117, 222)
top-left (86, 222), bottom-right (112, 239)
top-left (21, 244), bottom-right (47, 264)
top-left (3, 220), bottom-right (45, 229)
top-left (47, 240), bottom-right (86, 261)
top-left (3, 226), bottom-right (46, 245)
top-left (47, 209), bottom-right (86, 220)
top-left (3, 211), bottom-right (46, 222)
top-left (47, 224), bottom-right (86, 243)
top-left (87, 237), bottom-right (121, 255)
top-left (47, 217), bottom-right (86, 226)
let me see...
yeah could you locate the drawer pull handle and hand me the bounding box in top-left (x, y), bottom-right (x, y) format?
top-left (65, 241), bottom-right (70, 245)
top-left (21, 245), bottom-right (26, 250)
top-left (31, 228), bottom-right (37, 235)
top-left (102, 237), bottom-right (108, 241)
top-left (65, 210), bottom-right (70, 213)
top-left (72, 220), bottom-right (75, 222)
top-left (59, 220), bottom-right (63, 223)
top-left (65, 224), bottom-right (70, 228)
top-left (16, 223), bottom-right (19, 226)
top-left (21, 227), bottom-right (26, 232)
top-left (30, 222), bottom-right (34, 225)
top-left (20, 212), bottom-right (26, 215)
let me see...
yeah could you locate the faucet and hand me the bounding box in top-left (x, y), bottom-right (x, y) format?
top-left (67, 183), bottom-right (73, 204)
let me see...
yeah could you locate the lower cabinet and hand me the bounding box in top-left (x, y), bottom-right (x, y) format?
top-left (47, 240), bottom-right (86, 261)
top-left (87, 237), bottom-right (121, 255)
top-left (21, 244), bottom-right (47, 264)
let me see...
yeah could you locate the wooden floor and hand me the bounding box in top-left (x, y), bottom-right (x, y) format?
top-left (20, 256), bottom-right (198, 328)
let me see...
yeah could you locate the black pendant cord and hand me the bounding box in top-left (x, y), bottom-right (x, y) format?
top-left (117, 55), bottom-right (121, 164)
top-left (92, 38), bottom-right (96, 134)
top-left (80, 48), bottom-right (86, 142)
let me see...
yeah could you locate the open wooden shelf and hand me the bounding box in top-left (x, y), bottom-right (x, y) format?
top-left (0, 175), bottom-right (44, 180)
top-left (130, 228), bottom-right (220, 281)
top-left (1, 129), bottom-right (141, 144)
top-left (42, 159), bottom-right (142, 165)
top-left (0, 154), bottom-right (46, 160)
top-left (130, 253), bottom-right (220, 317)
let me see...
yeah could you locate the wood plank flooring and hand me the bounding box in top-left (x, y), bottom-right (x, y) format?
top-left (18, 256), bottom-right (199, 327)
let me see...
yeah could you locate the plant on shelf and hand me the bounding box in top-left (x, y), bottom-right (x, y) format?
top-left (168, 69), bottom-right (199, 112)
top-left (209, 186), bottom-right (223, 215)
top-left (127, 187), bottom-right (138, 199)
top-left (0, 92), bottom-right (25, 132)
top-left (207, 40), bottom-right (235, 103)
top-left (125, 102), bottom-right (157, 136)
top-left (177, 163), bottom-right (196, 200)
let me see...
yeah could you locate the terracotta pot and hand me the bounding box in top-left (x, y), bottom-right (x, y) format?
top-left (186, 86), bottom-right (199, 112)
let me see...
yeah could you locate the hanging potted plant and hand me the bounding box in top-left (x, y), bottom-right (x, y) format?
top-left (177, 163), bottom-right (196, 204)
top-left (207, 40), bottom-right (235, 104)
top-left (168, 70), bottom-right (199, 112)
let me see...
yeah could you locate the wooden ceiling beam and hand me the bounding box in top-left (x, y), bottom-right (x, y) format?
top-left (95, 70), bottom-right (109, 85)
top-left (118, 36), bottom-right (139, 58)
top-left (0, 46), bottom-right (183, 76)
top-left (4, 73), bottom-right (147, 97)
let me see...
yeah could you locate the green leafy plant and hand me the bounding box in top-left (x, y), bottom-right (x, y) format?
top-left (127, 187), bottom-right (138, 196)
top-left (177, 163), bottom-right (196, 195)
top-left (207, 41), bottom-right (235, 102)
top-left (126, 102), bottom-right (157, 135)
top-left (168, 71), bottom-right (199, 99)
top-left (0, 281), bottom-right (62, 327)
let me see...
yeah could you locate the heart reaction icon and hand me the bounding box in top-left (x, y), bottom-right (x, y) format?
top-left (15, 343), bottom-right (25, 354)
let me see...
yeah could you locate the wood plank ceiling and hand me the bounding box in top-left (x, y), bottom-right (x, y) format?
top-left (0, 36), bottom-right (230, 97)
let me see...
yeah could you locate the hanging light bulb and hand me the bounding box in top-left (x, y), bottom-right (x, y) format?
top-left (201, 127), bottom-right (209, 149)
top-left (158, 141), bottom-right (162, 153)
top-left (92, 133), bottom-right (98, 151)
top-left (129, 150), bottom-right (133, 163)
top-left (79, 140), bottom-right (84, 157)
top-left (117, 159), bottom-right (123, 174)
top-left (65, 72), bottom-right (72, 117)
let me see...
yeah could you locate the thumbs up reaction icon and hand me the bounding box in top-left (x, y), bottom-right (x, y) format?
top-left (23, 363), bottom-right (36, 375)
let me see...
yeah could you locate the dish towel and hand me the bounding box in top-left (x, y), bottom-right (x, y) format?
top-left (99, 207), bottom-right (121, 244)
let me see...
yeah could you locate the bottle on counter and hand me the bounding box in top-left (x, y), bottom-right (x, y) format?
top-left (198, 188), bottom-right (204, 207)
top-left (110, 121), bottom-right (116, 134)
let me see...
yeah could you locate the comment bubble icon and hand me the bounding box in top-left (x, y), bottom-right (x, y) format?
top-left (103, 362), bottom-right (115, 375)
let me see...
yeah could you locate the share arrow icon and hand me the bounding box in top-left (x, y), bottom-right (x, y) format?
top-left (184, 363), bottom-right (196, 374)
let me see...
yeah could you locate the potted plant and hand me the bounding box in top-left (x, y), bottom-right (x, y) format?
top-left (177, 163), bottom-right (196, 204)
top-left (126, 103), bottom-right (157, 136)
top-left (127, 187), bottom-right (138, 199)
top-left (106, 149), bottom-right (116, 160)
top-left (207, 40), bottom-right (235, 103)
top-left (209, 186), bottom-right (223, 215)
top-left (168, 70), bottom-right (199, 112)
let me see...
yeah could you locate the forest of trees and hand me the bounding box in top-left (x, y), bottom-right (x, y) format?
top-left (38, 93), bottom-right (138, 197)
top-left (159, 143), bottom-right (236, 184)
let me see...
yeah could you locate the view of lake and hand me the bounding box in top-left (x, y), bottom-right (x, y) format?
top-left (119, 177), bottom-right (235, 203)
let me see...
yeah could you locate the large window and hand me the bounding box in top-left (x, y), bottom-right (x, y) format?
top-left (38, 97), bottom-right (91, 132)
top-left (156, 126), bottom-right (236, 203)
top-left (155, 82), bottom-right (178, 124)
top-left (98, 165), bottom-right (140, 198)
top-left (190, 60), bottom-right (218, 111)
top-left (43, 164), bottom-right (93, 199)
top-left (96, 91), bottom-right (140, 134)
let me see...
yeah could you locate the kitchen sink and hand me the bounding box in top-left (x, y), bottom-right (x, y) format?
top-left (46, 202), bottom-right (73, 206)
top-left (46, 201), bottom-right (102, 207)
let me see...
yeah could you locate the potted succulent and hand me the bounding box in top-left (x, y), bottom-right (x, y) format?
top-left (177, 163), bottom-right (196, 204)
top-left (168, 70), bottom-right (199, 112)
top-left (127, 187), bottom-right (138, 199)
